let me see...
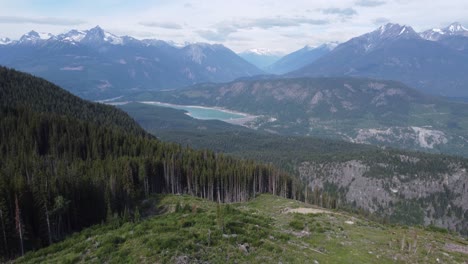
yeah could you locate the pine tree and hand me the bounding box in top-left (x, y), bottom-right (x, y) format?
top-left (14, 195), bottom-right (24, 256)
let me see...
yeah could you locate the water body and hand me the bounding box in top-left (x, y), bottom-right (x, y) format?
top-left (140, 101), bottom-right (248, 121)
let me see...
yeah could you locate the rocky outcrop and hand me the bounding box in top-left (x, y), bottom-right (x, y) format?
top-left (299, 159), bottom-right (468, 234)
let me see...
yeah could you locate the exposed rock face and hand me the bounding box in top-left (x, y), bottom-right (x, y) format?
top-left (149, 77), bottom-right (468, 157)
top-left (299, 159), bottom-right (468, 234)
top-left (353, 127), bottom-right (448, 149)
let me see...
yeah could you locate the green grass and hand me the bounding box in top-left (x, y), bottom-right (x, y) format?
top-left (16, 194), bottom-right (468, 263)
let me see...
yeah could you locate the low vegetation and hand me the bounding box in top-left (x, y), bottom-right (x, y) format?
top-left (16, 194), bottom-right (468, 263)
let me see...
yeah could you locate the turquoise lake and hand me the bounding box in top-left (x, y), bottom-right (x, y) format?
top-left (141, 102), bottom-right (247, 121)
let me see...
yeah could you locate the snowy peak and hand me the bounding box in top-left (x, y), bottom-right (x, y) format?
top-left (242, 48), bottom-right (283, 56)
top-left (305, 42), bottom-right (340, 51)
top-left (351, 23), bottom-right (420, 53)
top-left (5, 26), bottom-right (165, 47)
top-left (78, 26), bottom-right (123, 45)
top-left (0, 37), bottom-right (11, 45)
top-left (420, 22), bottom-right (468, 41)
top-left (103, 31), bottom-right (123, 45)
top-left (445, 22), bottom-right (468, 33)
top-left (19, 30), bottom-right (54, 44)
top-left (375, 23), bottom-right (418, 39)
top-left (57, 29), bottom-right (86, 44)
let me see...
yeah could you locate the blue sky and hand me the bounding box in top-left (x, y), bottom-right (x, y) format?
top-left (0, 0), bottom-right (467, 53)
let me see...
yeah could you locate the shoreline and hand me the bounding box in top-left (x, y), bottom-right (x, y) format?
top-left (139, 101), bottom-right (258, 123)
top-left (139, 101), bottom-right (249, 117)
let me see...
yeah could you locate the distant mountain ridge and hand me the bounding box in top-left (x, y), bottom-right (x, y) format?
top-left (420, 22), bottom-right (468, 52)
top-left (420, 22), bottom-right (468, 41)
top-left (267, 43), bottom-right (337, 74)
top-left (289, 23), bottom-right (468, 97)
top-left (0, 26), bottom-right (263, 100)
top-left (129, 77), bottom-right (468, 157)
top-left (238, 48), bottom-right (282, 70)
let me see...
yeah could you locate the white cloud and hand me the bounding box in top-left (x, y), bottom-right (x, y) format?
top-left (0, 0), bottom-right (467, 53)
top-left (139, 21), bottom-right (183, 30)
top-left (0, 16), bottom-right (85, 26)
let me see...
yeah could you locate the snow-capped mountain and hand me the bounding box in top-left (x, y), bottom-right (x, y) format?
top-left (8, 26), bottom-right (131, 46)
top-left (18, 30), bottom-right (54, 44)
top-left (238, 48), bottom-right (282, 70)
top-left (289, 23), bottom-right (468, 97)
top-left (57, 29), bottom-right (87, 44)
top-left (419, 22), bottom-right (468, 52)
top-left (0, 37), bottom-right (11, 45)
top-left (267, 42), bottom-right (338, 74)
top-left (0, 26), bottom-right (263, 99)
top-left (351, 23), bottom-right (420, 53)
top-left (243, 48), bottom-right (282, 56)
top-left (421, 22), bottom-right (468, 41)
top-left (80, 26), bottom-right (123, 45)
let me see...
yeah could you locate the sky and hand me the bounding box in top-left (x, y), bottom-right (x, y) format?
top-left (0, 0), bottom-right (467, 54)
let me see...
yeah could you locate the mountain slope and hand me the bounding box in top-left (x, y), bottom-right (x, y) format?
top-left (127, 77), bottom-right (468, 156)
top-left (267, 43), bottom-right (336, 74)
top-left (289, 23), bottom-right (468, 97)
top-left (16, 194), bottom-right (468, 263)
top-left (0, 66), bottom-right (145, 135)
top-left (0, 26), bottom-right (263, 100)
top-left (118, 101), bottom-right (468, 234)
top-left (0, 68), bottom-right (299, 259)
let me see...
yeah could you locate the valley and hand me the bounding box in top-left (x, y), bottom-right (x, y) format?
top-left (1, 8), bottom-right (468, 263)
top-left (120, 102), bottom-right (468, 235)
top-left (123, 77), bottom-right (468, 157)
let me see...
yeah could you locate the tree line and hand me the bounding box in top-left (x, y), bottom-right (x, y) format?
top-left (0, 105), bottom-right (303, 259)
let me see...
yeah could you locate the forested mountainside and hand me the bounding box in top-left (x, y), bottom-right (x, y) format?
top-left (0, 67), bottom-right (145, 136)
top-left (129, 77), bottom-right (468, 157)
top-left (120, 103), bottom-right (468, 235)
top-left (0, 68), bottom-right (300, 259)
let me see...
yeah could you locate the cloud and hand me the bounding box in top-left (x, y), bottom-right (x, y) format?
top-left (355, 0), bottom-right (386, 7)
top-left (139, 21), bottom-right (182, 30)
top-left (373, 17), bottom-right (390, 25)
top-left (246, 17), bottom-right (329, 29)
top-left (197, 26), bottom-right (237, 42)
top-left (0, 16), bottom-right (85, 26)
top-left (197, 16), bottom-right (329, 42)
top-left (321, 8), bottom-right (358, 17)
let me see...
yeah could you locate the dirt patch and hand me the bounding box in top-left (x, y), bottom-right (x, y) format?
top-left (283, 207), bottom-right (332, 214)
top-left (445, 243), bottom-right (468, 255)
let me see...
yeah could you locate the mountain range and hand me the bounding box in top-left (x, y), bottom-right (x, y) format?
top-left (127, 77), bottom-right (468, 157)
top-left (267, 43), bottom-right (337, 74)
top-left (0, 26), bottom-right (263, 100)
top-left (0, 67), bottom-right (298, 258)
top-left (290, 22), bottom-right (468, 97)
top-left (2, 22), bottom-right (468, 98)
